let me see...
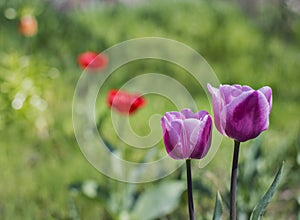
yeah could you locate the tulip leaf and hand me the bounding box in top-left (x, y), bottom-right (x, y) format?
top-left (68, 180), bottom-right (109, 202)
top-left (250, 162), bottom-right (284, 220)
top-left (212, 192), bottom-right (223, 220)
top-left (131, 180), bottom-right (185, 220)
top-left (81, 180), bottom-right (100, 199)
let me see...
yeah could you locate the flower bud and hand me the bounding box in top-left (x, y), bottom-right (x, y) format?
top-left (19, 15), bottom-right (38, 37)
top-left (107, 89), bottom-right (146, 115)
top-left (161, 109), bottom-right (212, 160)
top-left (207, 84), bottom-right (272, 142)
top-left (77, 51), bottom-right (108, 71)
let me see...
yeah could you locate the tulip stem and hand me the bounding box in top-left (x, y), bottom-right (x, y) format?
top-left (230, 140), bottom-right (240, 220)
top-left (186, 159), bottom-right (195, 220)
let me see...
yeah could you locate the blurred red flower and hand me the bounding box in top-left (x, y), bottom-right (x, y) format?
top-left (107, 89), bottom-right (146, 115)
top-left (77, 51), bottom-right (108, 71)
top-left (19, 15), bottom-right (38, 37)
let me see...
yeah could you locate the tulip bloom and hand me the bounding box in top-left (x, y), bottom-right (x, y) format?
top-left (160, 109), bottom-right (212, 160)
top-left (77, 51), bottom-right (108, 71)
top-left (107, 89), bottom-right (146, 115)
top-left (19, 15), bottom-right (38, 37)
top-left (207, 84), bottom-right (272, 142)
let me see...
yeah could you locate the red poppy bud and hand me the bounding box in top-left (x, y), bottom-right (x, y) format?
top-left (107, 89), bottom-right (146, 115)
top-left (77, 51), bottom-right (108, 71)
top-left (19, 15), bottom-right (38, 37)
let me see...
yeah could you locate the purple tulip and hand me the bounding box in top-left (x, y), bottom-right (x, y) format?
top-left (160, 109), bottom-right (212, 160)
top-left (207, 84), bottom-right (272, 142)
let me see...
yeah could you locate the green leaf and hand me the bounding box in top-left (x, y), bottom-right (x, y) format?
top-left (81, 180), bottom-right (99, 199)
top-left (131, 180), bottom-right (185, 220)
top-left (212, 192), bottom-right (223, 220)
top-left (250, 162), bottom-right (284, 220)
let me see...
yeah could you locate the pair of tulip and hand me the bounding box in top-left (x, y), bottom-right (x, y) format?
top-left (161, 83), bottom-right (272, 160)
top-left (161, 83), bottom-right (272, 220)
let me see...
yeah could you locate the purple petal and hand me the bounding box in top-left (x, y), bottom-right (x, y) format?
top-left (161, 117), bottom-right (183, 159)
top-left (161, 109), bottom-right (213, 160)
top-left (232, 84), bottom-right (253, 92)
top-left (164, 111), bottom-right (182, 121)
top-left (163, 130), bottom-right (183, 159)
top-left (161, 116), bottom-right (178, 158)
top-left (190, 114), bottom-right (212, 159)
top-left (195, 110), bottom-right (209, 120)
top-left (182, 119), bottom-right (202, 158)
top-left (225, 90), bottom-right (270, 142)
top-left (161, 113), bottom-right (182, 159)
top-left (207, 83), bottom-right (226, 135)
top-left (180, 109), bottom-right (196, 119)
top-left (258, 86), bottom-right (272, 111)
top-left (169, 120), bottom-right (183, 149)
top-left (220, 85), bottom-right (254, 105)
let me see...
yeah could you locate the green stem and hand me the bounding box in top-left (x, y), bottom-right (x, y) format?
top-left (230, 140), bottom-right (240, 220)
top-left (186, 159), bottom-right (195, 220)
top-left (116, 115), bottom-right (126, 212)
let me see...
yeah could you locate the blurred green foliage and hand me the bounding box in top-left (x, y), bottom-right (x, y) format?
top-left (0, 0), bottom-right (299, 219)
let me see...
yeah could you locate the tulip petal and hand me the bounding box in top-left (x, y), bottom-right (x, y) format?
top-left (161, 115), bottom-right (186, 160)
top-left (170, 120), bottom-right (183, 147)
top-left (225, 91), bottom-right (270, 142)
top-left (162, 112), bottom-right (183, 151)
top-left (163, 131), bottom-right (184, 159)
top-left (207, 84), bottom-right (226, 135)
top-left (161, 117), bottom-right (182, 159)
top-left (181, 119), bottom-right (201, 158)
top-left (191, 114), bottom-right (212, 159)
top-left (220, 85), bottom-right (253, 105)
top-left (180, 109), bottom-right (197, 119)
top-left (165, 111), bottom-right (183, 121)
top-left (258, 86), bottom-right (272, 110)
top-left (196, 110), bottom-right (209, 120)
top-left (161, 109), bottom-right (213, 160)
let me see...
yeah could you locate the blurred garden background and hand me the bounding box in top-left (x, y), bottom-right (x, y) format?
top-left (0, 0), bottom-right (300, 219)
